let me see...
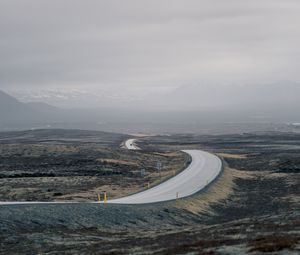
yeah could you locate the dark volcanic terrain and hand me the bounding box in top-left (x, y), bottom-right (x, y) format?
top-left (0, 129), bottom-right (188, 202)
top-left (0, 129), bottom-right (299, 254)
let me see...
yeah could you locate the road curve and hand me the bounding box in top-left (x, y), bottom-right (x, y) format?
top-left (108, 150), bottom-right (222, 204)
top-left (125, 138), bottom-right (140, 150)
top-left (0, 144), bottom-right (222, 205)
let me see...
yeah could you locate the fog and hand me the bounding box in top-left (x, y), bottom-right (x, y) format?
top-left (1, 1), bottom-right (300, 133)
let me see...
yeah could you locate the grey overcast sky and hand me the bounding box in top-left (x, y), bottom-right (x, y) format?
top-left (1, 0), bottom-right (300, 107)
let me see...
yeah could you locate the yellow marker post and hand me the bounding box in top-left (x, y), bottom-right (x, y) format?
top-left (97, 193), bottom-right (101, 203)
top-left (104, 192), bottom-right (107, 204)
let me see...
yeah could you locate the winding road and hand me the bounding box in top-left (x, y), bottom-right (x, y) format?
top-left (110, 148), bottom-right (222, 204)
top-left (0, 138), bottom-right (222, 205)
top-left (124, 138), bottom-right (140, 150)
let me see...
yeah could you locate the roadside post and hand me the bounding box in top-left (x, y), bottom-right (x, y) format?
top-left (104, 192), bottom-right (107, 204)
top-left (141, 168), bottom-right (145, 177)
top-left (97, 193), bottom-right (101, 203)
top-left (147, 182), bottom-right (150, 189)
top-left (156, 161), bottom-right (162, 178)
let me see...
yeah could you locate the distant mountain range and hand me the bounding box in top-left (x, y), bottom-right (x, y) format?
top-left (1, 82), bottom-right (300, 133)
top-left (0, 90), bottom-right (126, 131)
top-left (143, 81), bottom-right (300, 111)
top-left (0, 90), bottom-right (37, 124)
top-left (0, 90), bottom-right (61, 125)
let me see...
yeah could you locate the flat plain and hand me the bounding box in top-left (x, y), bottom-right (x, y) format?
top-left (0, 129), bottom-right (299, 254)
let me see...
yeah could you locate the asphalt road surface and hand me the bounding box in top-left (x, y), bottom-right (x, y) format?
top-left (109, 149), bottom-right (222, 204)
top-left (0, 141), bottom-right (222, 205)
top-left (125, 138), bottom-right (140, 150)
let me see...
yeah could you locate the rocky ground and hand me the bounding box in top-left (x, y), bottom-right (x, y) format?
top-left (0, 130), bottom-right (299, 254)
top-left (0, 129), bottom-right (189, 201)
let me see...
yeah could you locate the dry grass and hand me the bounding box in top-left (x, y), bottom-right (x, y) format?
top-left (175, 167), bottom-right (256, 215)
top-left (153, 152), bottom-right (181, 157)
top-left (96, 158), bottom-right (138, 166)
top-left (57, 184), bottom-right (140, 202)
top-left (217, 153), bottom-right (248, 159)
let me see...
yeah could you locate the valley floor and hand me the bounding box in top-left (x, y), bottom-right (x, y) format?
top-left (0, 130), bottom-right (299, 254)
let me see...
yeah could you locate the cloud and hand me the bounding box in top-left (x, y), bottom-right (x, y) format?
top-left (0, 0), bottom-right (300, 107)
